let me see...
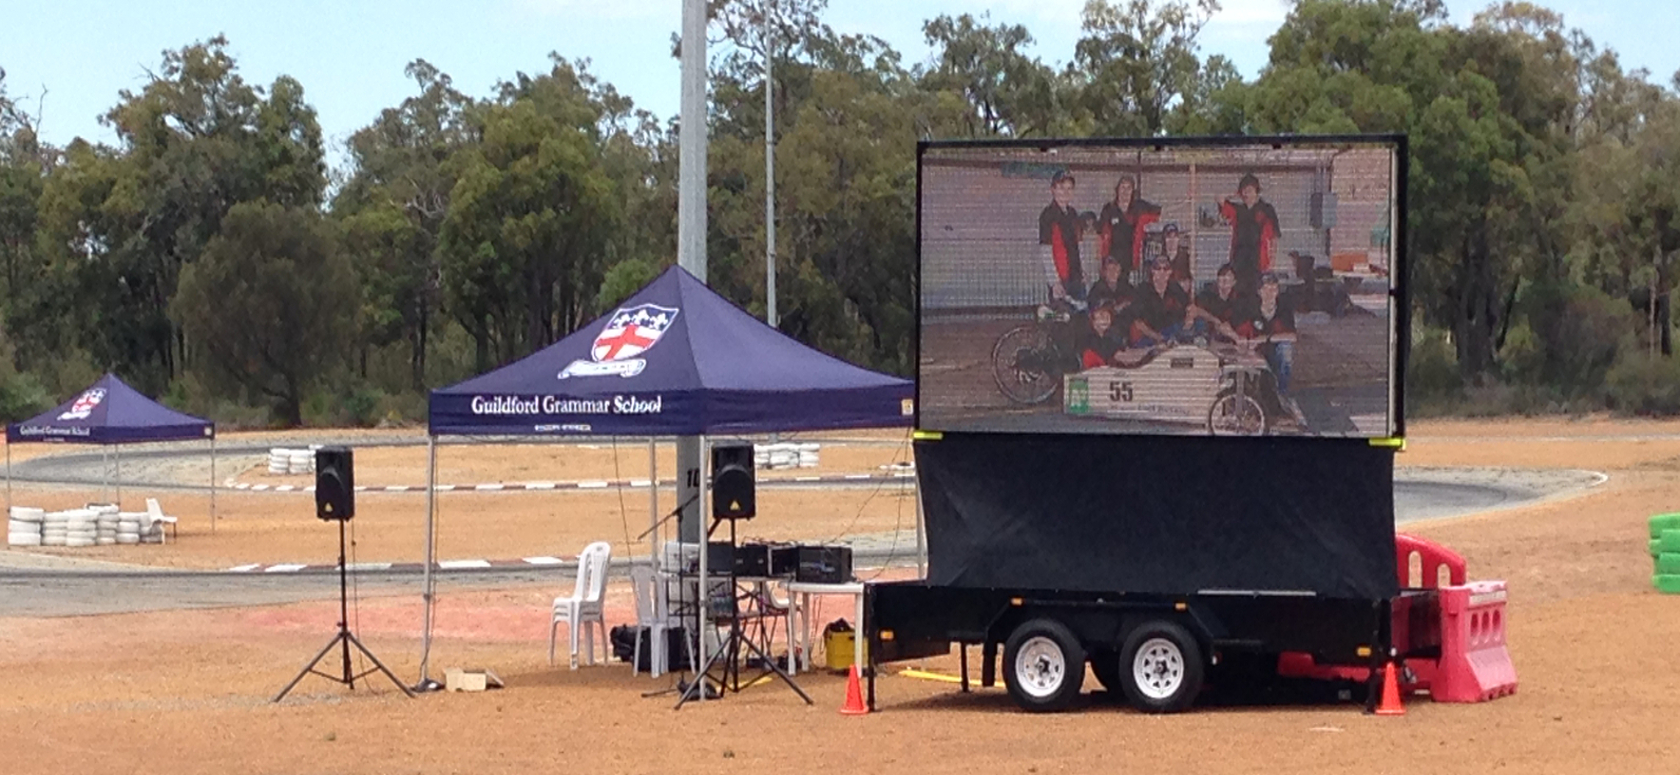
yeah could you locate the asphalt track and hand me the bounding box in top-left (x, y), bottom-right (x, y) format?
top-left (0, 439), bottom-right (1609, 618)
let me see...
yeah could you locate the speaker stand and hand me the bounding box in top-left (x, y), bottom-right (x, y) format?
top-left (274, 519), bottom-right (414, 702)
top-left (674, 517), bottom-right (811, 709)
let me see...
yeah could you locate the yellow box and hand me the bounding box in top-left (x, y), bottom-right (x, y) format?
top-left (824, 629), bottom-right (868, 671)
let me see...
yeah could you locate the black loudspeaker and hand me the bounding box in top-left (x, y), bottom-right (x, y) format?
top-left (315, 446), bottom-right (355, 521)
top-left (711, 442), bottom-right (755, 520)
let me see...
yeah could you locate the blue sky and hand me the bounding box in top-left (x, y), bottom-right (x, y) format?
top-left (2, 0), bottom-right (1673, 167)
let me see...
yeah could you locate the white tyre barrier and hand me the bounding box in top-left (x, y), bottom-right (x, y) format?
top-left (8, 533), bottom-right (43, 546)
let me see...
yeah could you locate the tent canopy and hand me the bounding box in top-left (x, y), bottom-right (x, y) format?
top-left (429, 266), bottom-right (914, 436)
top-left (6, 373), bottom-right (215, 444)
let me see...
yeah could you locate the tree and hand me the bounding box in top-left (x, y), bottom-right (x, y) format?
top-left (172, 201), bottom-right (356, 426)
top-left (336, 60), bottom-right (479, 390)
top-left (1072, 0), bottom-right (1223, 136)
top-left (33, 37), bottom-right (326, 393)
top-left (439, 59), bottom-right (620, 371)
top-left (917, 13), bottom-right (1063, 137)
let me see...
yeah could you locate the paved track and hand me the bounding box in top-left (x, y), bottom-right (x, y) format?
top-left (0, 441), bottom-right (1609, 617)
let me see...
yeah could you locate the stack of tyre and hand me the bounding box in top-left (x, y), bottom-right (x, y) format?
top-left (290, 448), bottom-right (314, 475)
top-left (1652, 513), bottom-right (1680, 594)
top-left (40, 509), bottom-right (98, 547)
top-left (7, 507), bottom-right (44, 546)
top-left (88, 503), bottom-right (120, 545)
top-left (116, 512), bottom-right (145, 544)
top-left (267, 448), bottom-right (291, 475)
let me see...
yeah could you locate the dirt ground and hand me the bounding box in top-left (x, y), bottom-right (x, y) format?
top-left (3, 417), bottom-right (1680, 774)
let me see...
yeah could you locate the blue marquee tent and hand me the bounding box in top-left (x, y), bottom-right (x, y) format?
top-left (7, 373), bottom-right (214, 444)
top-left (5, 373), bottom-right (218, 520)
top-left (416, 266), bottom-right (915, 684)
top-left (428, 265), bottom-right (913, 436)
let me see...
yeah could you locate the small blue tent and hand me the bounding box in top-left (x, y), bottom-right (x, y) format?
top-left (7, 373), bottom-right (214, 444)
top-left (5, 373), bottom-right (217, 519)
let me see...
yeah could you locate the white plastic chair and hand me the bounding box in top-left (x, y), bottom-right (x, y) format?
top-left (630, 565), bottom-right (695, 677)
top-left (144, 498), bottom-right (178, 544)
top-left (550, 541), bottom-right (612, 669)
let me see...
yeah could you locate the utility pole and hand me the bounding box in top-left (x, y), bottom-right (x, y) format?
top-left (765, 0), bottom-right (777, 329)
top-left (677, 0), bottom-right (708, 545)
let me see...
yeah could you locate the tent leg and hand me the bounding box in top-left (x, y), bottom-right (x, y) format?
top-left (115, 446), bottom-right (122, 510)
top-left (5, 443), bottom-right (11, 517)
top-left (649, 438), bottom-right (658, 568)
top-left (209, 437), bottom-right (217, 532)
top-left (419, 435), bottom-right (438, 687)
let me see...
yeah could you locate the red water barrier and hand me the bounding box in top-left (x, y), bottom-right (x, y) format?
top-left (1430, 580), bottom-right (1518, 702)
top-left (1395, 533), bottom-right (1466, 589)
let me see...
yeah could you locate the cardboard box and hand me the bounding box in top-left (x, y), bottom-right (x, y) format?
top-left (444, 667), bottom-right (503, 692)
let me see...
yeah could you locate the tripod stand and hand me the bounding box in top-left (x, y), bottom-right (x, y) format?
top-left (273, 518), bottom-right (415, 702)
top-left (674, 517), bottom-right (811, 709)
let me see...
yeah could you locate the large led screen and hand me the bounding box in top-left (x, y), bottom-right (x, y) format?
top-left (918, 138), bottom-right (1403, 438)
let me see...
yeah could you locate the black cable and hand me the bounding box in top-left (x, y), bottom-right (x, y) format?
top-left (611, 436), bottom-right (635, 561)
top-left (825, 433), bottom-right (910, 544)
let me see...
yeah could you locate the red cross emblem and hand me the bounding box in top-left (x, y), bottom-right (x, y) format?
top-left (590, 304), bottom-right (677, 363)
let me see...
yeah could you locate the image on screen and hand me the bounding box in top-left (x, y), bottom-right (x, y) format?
top-left (917, 139), bottom-right (1401, 438)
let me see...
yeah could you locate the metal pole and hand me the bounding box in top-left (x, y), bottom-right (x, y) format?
top-left (420, 435), bottom-right (438, 684)
top-left (649, 438), bottom-right (659, 567)
top-left (209, 436), bottom-right (217, 531)
top-left (764, 0), bottom-right (777, 329)
top-left (115, 446), bottom-right (121, 509)
top-left (914, 478), bottom-right (927, 579)
top-left (677, 0), bottom-right (710, 547)
top-left (695, 434), bottom-right (709, 701)
top-left (5, 442), bottom-right (11, 516)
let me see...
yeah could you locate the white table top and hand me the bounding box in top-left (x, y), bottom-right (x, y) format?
top-left (784, 580), bottom-right (865, 594)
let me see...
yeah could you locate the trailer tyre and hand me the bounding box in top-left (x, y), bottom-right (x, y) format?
top-left (1120, 620), bottom-right (1204, 713)
top-left (1003, 618), bottom-right (1086, 712)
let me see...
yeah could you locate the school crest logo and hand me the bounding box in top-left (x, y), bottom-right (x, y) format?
top-left (559, 304), bottom-right (680, 379)
top-left (58, 388), bottom-right (107, 420)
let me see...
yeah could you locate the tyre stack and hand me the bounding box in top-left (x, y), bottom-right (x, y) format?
top-left (796, 442), bottom-right (820, 468)
top-left (63, 509), bottom-right (97, 548)
top-left (287, 443), bottom-right (314, 474)
top-left (7, 507), bottom-right (44, 547)
top-left (116, 512), bottom-right (144, 545)
top-left (1652, 513), bottom-right (1680, 594)
top-left (89, 503), bottom-right (120, 545)
top-left (267, 448), bottom-right (292, 475)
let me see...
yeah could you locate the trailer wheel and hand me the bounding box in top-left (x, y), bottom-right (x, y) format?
top-left (1119, 620), bottom-right (1205, 713)
top-left (1003, 618), bottom-right (1087, 712)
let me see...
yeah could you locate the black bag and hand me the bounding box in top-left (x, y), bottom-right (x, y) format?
top-left (610, 625), bottom-right (692, 672)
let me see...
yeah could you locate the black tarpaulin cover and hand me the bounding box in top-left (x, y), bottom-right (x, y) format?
top-left (915, 434), bottom-right (1399, 600)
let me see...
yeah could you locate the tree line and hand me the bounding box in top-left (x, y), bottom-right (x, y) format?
top-left (2, 0), bottom-right (1679, 426)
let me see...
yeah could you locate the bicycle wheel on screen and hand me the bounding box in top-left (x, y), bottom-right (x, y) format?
top-left (992, 325), bottom-right (1062, 405)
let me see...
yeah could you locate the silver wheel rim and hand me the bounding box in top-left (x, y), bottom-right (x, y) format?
top-left (1014, 636), bottom-right (1067, 699)
top-left (1210, 394), bottom-right (1264, 435)
top-left (1131, 637), bottom-right (1185, 700)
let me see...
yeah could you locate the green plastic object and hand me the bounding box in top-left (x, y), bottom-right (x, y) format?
top-left (1654, 538), bottom-right (1664, 557)
top-left (1651, 513), bottom-right (1680, 539)
top-left (1658, 554), bottom-right (1680, 576)
top-left (1654, 575), bottom-right (1680, 595)
top-left (1662, 530), bottom-right (1680, 554)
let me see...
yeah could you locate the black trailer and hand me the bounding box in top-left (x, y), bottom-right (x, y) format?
top-left (871, 135), bottom-right (1412, 713)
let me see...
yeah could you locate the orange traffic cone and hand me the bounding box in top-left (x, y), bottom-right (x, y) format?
top-left (1374, 661), bottom-right (1406, 716)
top-left (840, 665), bottom-right (869, 716)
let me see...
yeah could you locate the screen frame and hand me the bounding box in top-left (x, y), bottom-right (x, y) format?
top-left (913, 134), bottom-right (1410, 440)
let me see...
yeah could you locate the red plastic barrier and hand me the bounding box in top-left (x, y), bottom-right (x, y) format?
top-left (1431, 581), bottom-right (1518, 702)
top-left (1395, 533), bottom-right (1466, 589)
